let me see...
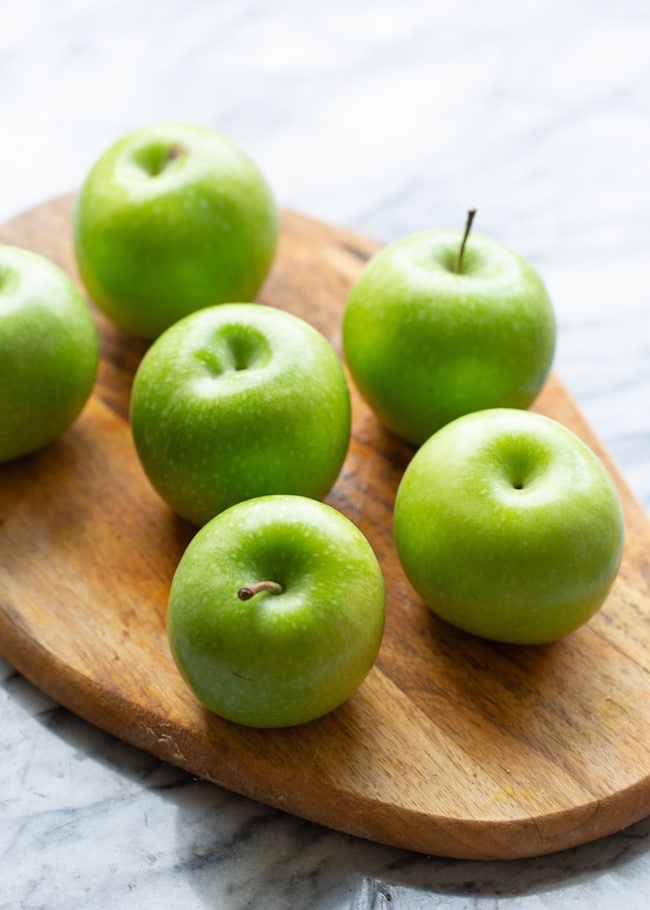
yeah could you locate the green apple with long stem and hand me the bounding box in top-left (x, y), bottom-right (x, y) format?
top-left (343, 211), bottom-right (556, 446)
top-left (130, 302), bottom-right (351, 526)
top-left (74, 122), bottom-right (278, 340)
top-left (0, 245), bottom-right (98, 463)
top-left (167, 494), bottom-right (386, 728)
top-left (393, 408), bottom-right (625, 644)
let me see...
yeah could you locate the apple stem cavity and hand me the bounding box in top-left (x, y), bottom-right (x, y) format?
top-left (237, 580), bottom-right (284, 601)
top-left (454, 208), bottom-right (477, 274)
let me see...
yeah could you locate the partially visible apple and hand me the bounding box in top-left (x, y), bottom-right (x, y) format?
top-left (343, 213), bottom-right (556, 446)
top-left (0, 245), bottom-right (98, 463)
top-left (130, 302), bottom-right (351, 526)
top-left (393, 408), bottom-right (625, 644)
top-left (167, 494), bottom-right (386, 728)
top-left (74, 122), bottom-right (278, 339)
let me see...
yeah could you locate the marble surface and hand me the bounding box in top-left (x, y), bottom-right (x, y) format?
top-left (2, 0), bottom-right (650, 906)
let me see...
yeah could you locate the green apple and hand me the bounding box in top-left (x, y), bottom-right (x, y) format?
top-left (343, 213), bottom-right (556, 446)
top-left (167, 494), bottom-right (386, 727)
top-left (74, 122), bottom-right (278, 340)
top-left (393, 408), bottom-right (625, 645)
top-left (130, 302), bottom-right (351, 526)
top-left (0, 245), bottom-right (98, 463)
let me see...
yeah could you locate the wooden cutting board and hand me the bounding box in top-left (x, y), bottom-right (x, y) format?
top-left (2, 195), bottom-right (650, 861)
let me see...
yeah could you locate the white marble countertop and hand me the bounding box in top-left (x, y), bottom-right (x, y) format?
top-left (2, 0), bottom-right (650, 907)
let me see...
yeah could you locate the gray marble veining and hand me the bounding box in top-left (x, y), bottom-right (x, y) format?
top-left (2, 0), bottom-right (650, 906)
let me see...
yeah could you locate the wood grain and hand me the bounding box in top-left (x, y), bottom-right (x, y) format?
top-left (2, 195), bottom-right (650, 860)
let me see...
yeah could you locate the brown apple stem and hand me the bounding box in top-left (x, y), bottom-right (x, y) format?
top-left (167, 142), bottom-right (186, 163)
top-left (454, 208), bottom-right (477, 274)
top-left (237, 580), bottom-right (284, 601)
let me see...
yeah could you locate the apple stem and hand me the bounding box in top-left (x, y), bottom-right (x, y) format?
top-left (167, 142), bottom-right (186, 163)
top-left (237, 580), bottom-right (284, 601)
top-left (454, 208), bottom-right (477, 274)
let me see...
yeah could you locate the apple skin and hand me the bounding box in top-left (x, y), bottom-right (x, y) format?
top-left (74, 122), bottom-right (278, 340)
top-left (393, 408), bottom-right (625, 645)
top-left (130, 302), bottom-right (351, 526)
top-left (167, 494), bottom-right (386, 728)
top-left (342, 229), bottom-right (556, 446)
top-left (0, 245), bottom-right (99, 463)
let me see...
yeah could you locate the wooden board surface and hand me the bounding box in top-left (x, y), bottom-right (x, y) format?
top-left (2, 194), bottom-right (650, 861)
